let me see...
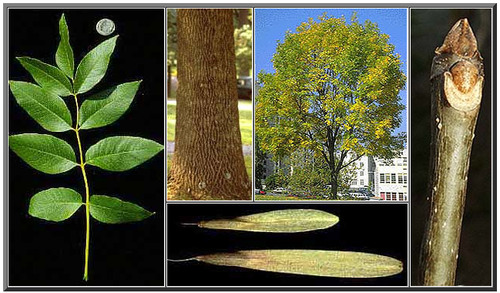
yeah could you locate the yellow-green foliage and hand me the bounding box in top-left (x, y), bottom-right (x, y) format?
top-left (256, 13), bottom-right (406, 167)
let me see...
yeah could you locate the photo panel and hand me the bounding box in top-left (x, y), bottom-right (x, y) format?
top-left (254, 8), bottom-right (409, 202)
top-left (8, 9), bottom-right (165, 286)
top-left (167, 203), bottom-right (408, 287)
top-left (410, 8), bottom-right (492, 286)
top-left (166, 8), bottom-right (253, 201)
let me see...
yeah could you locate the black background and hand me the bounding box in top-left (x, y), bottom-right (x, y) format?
top-left (410, 10), bottom-right (492, 286)
top-left (8, 9), bottom-right (165, 286)
top-left (167, 204), bottom-right (407, 287)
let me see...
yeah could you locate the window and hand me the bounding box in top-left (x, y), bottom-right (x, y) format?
top-left (403, 157), bottom-right (407, 166)
top-left (351, 179), bottom-right (357, 185)
top-left (398, 192), bottom-right (404, 200)
top-left (380, 174), bottom-right (385, 183)
top-left (391, 173), bottom-right (396, 184)
top-left (360, 162), bottom-right (364, 168)
top-left (360, 179), bottom-right (364, 186)
top-left (403, 173), bottom-right (408, 184)
top-left (386, 192), bottom-right (397, 200)
top-left (398, 173), bottom-right (403, 184)
top-left (380, 192), bottom-right (385, 200)
top-left (360, 171), bottom-right (364, 176)
top-left (385, 174), bottom-right (391, 183)
top-left (385, 192), bottom-right (396, 201)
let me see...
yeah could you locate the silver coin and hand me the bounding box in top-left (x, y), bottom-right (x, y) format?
top-left (96, 18), bottom-right (115, 36)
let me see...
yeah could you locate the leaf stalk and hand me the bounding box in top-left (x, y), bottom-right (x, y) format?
top-left (73, 93), bottom-right (91, 281)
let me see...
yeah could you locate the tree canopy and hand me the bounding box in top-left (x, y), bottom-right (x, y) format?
top-left (256, 13), bottom-right (406, 198)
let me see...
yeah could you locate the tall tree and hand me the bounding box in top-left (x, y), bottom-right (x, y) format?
top-left (256, 14), bottom-right (406, 199)
top-left (168, 9), bottom-right (251, 200)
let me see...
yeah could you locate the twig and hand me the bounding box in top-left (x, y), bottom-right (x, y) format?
top-left (419, 18), bottom-right (484, 286)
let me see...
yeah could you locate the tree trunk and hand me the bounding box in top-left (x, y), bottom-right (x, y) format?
top-left (167, 9), bottom-right (251, 200)
top-left (419, 19), bottom-right (484, 286)
top-left (329, 171), bottom-right (338, 200)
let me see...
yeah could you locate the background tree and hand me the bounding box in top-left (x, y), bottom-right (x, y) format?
top-left (287, 148), bottom-right (357, 198)
top-left (256, 13), bottom-right (406, 199)
top-left (263, 169), bottom-right (288, 191)
top-left (287, 149), bottom-right (330, 197)
top-left (254, 135), bottom-right (266, 189)
top-left (233, 9), bottom-right (252, 77)
top-left (167, 9), bottom-right (251, 200)
top-left (167, 9), bottom-right (177, 98)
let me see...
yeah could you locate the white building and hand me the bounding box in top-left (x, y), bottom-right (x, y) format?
top-left (349, 155), bottom-right (375, 190)
top-left (261, 146), bottom-right (408, 201)
top-left (373, 149), bottom-right (408, 201)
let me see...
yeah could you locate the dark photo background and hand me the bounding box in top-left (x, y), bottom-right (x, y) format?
top-left (8, 9), bottom-right (165, 286)
top-left (167, 204), bottom-right (407, 287)
top-left (410, 9), bottom-right (492, 286)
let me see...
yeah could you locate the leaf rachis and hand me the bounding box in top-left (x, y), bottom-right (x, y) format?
top-left (72, 92), bottom-right (92, 281)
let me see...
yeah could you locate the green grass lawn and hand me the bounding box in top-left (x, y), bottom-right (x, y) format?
top-left (167, 101), bottom-right (176, 142)
top-left (167, 99), bottom-right (252, 145)
top-left (244, 155), bottom-right (252, 179)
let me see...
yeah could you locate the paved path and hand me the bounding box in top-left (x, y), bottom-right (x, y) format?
top-left (167, 141), bottom-right (252, 156)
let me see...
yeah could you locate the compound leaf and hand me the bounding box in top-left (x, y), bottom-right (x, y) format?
top-left (17, 57), bottom-right (72, 96)
top-left (198, 209), bottom-right (339, 233)
top-left (196, 250), bottom-right (403, 278)
top-left (9, 133), bottom-right (78, 174)
top-left (85, 136), bottom-right (163, 171)
top-left (73, 36), bottom-right (118, 94)
top-left (56, 14), bottom-right (74, 79)
top-left (79, 80), bottom-right (141, 129)
top-left (9, 81), bottom-right (72, 132)
top-left (90, 195), bottom-right (153, 224)
top-left (29, 187), bottom-right (82, 222)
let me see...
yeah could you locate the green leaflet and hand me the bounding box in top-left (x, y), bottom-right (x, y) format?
top-left (196, 250), bottom-right (403, 278)
top-left (79, 80), bottom-right (142, 129)
top-left (89, 195), bottom-right (154, 224)
top-left (85, 136), bottom-right (164, 171)
top-left (55, 14), bottom-right (74, 79)
top-left (17, 57), bottom-right (72, 96)
top-left (29, 188), bottom-right (82, 222)
top-left (198, 209), bottom-right (339, 233)
top-left (9, 133), bottom-right (78, 174)
top-left (73, 36), bottom-right (118, 94)
top-left (9, 81), bottom-right (72, 132)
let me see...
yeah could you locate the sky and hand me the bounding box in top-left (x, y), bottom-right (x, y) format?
top-left (254, 8), bottom-right (408, 135)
